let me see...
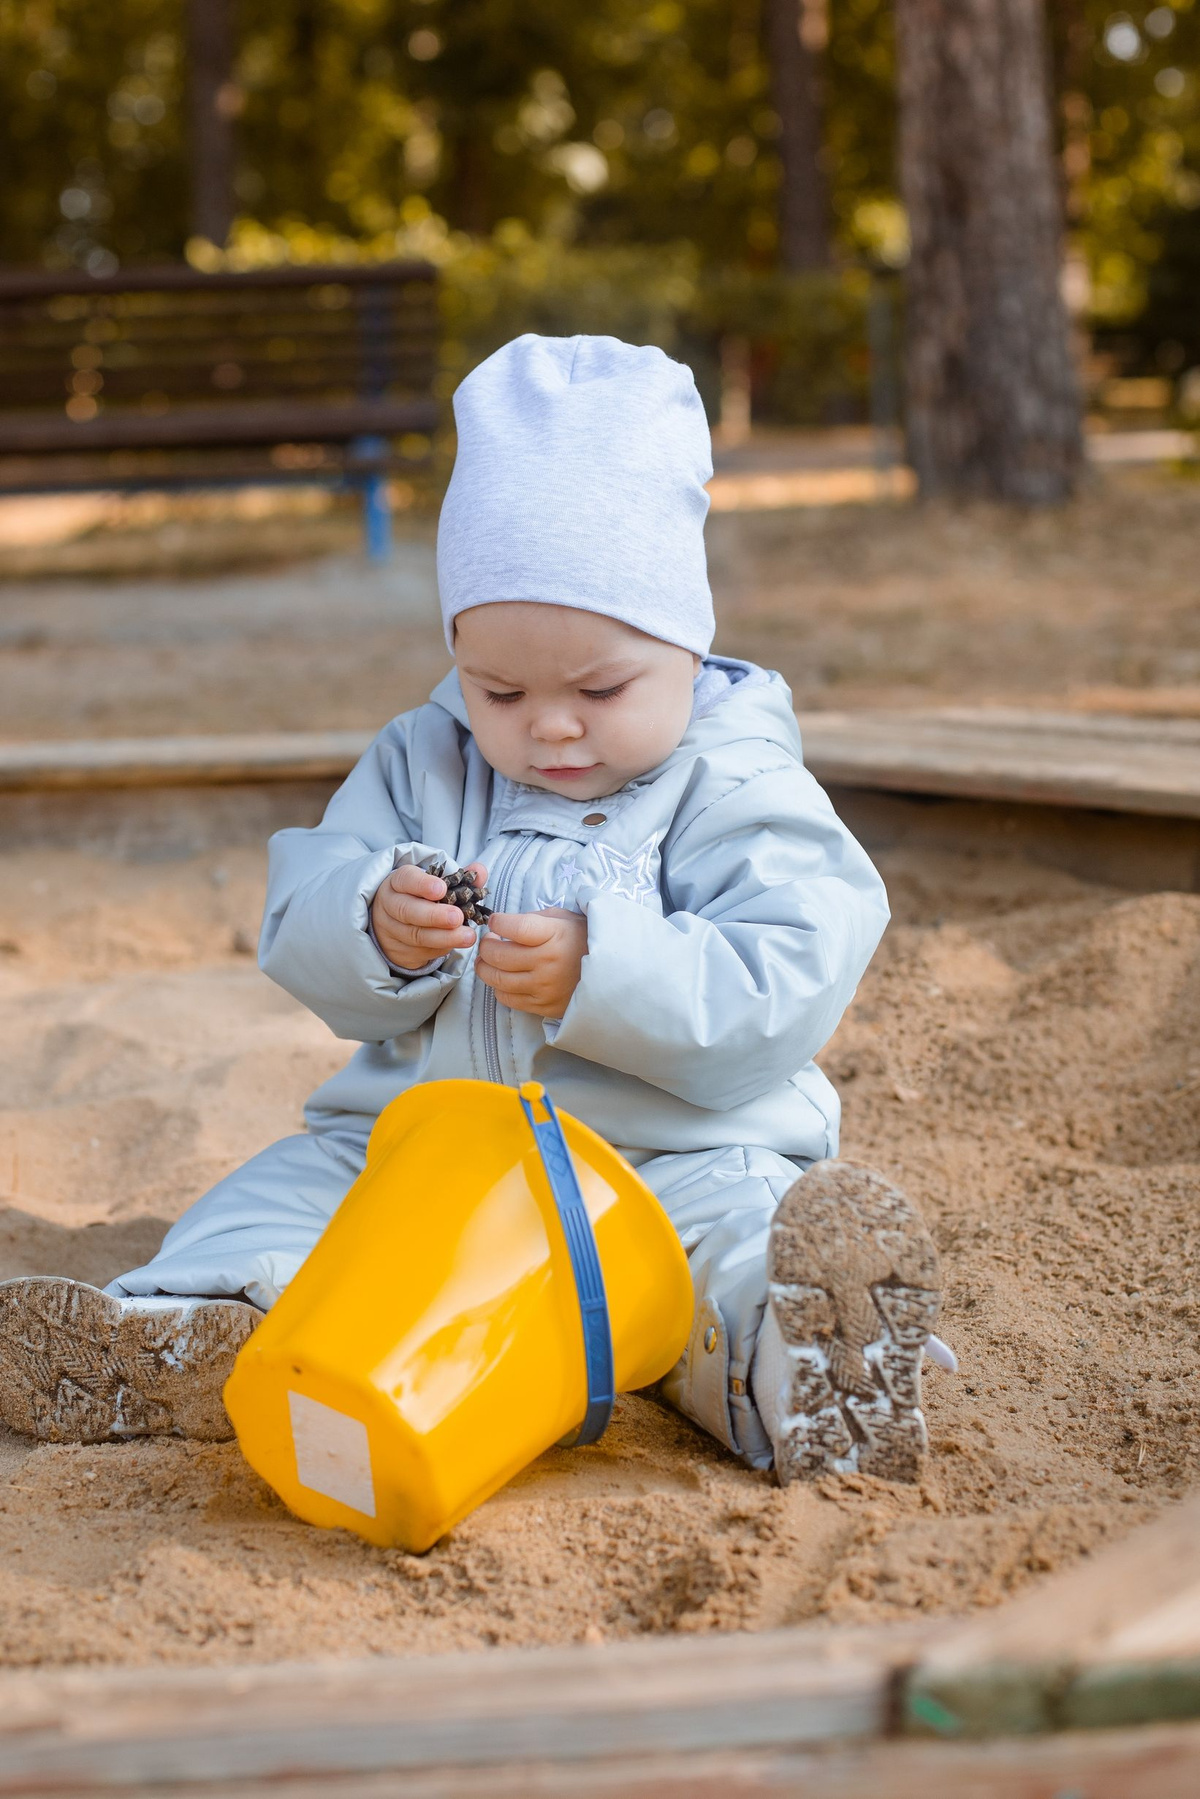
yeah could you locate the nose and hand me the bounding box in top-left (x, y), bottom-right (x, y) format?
top-left (530, 705), bottom-right (585, 744)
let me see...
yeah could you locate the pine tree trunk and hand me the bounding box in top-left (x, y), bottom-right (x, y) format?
top-left (186, 0), bottom-right (237, 248)
top-left (450, 131), bottom-right (492, 239)
top-left (764, 0), bottom-right (831, 271)
top-left (894, 0), bottom-right (1083, 501)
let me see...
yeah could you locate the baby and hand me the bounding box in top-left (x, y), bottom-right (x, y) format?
top-left (0, 335), bottom-right (950, 1482)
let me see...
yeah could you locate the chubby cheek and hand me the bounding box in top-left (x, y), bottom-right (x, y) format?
top-left (459, 702), bottom-right (519, 774)
top-left (612, 691), bottom-right (692, 768)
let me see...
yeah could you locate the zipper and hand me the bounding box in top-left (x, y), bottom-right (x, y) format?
top-left (480, 835), bottom-right (529, 1085)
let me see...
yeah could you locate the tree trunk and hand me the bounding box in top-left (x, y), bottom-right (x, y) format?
top-left (186, 0), bottom-right (237, 247)
top-left (449, 130), bottom-right (491, 239)
top-left (764, 0), bottom-right (831, 271)
top-left (894, 0), bottom-right (1083, 502)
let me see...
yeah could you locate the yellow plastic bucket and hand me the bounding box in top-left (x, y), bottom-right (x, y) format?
top-left (224, 1079), bottom-right (694, 1551)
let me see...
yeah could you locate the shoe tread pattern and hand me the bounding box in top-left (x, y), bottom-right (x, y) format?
top-left (0, 1277), bottom-right (258, 1444)
top-left (768, 1161), bottom-right (941, 1486)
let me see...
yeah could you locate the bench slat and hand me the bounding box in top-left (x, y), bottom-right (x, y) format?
top-left (0, 261), bottom-right (437, 300)
top-left (0, 398), bottom-right (439, 456)
top-left (0, 263), bottom-right (440, 524)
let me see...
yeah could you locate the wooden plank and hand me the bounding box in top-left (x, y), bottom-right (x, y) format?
top-left (4, 712), bottom-right (1200, 822)
top-left (0, 460), bottom-right (350, 497)
top-left (0, 733), bottom-right (373, 792)
top-left (905, 1494), bottom-right (1200, 1737)
top-left (0, 780), bottom-right (337, 856)
top-left (69, 1722), bottom-right (1200, 1799)
top-left (5, 773), bottom-right (1198, 889)
top-left (801, 708), bottom-right (1200, 819)
top-left (1, 1703), bottom-right (1199, 1796)
top-left (0, 350), bottom-right (437, 407)
top-left (0, 398), bottom-right (439, 456)
top-left (1103, 1583), bottom-right (1200, 1660)
top-left (0, 262), bottom-right (437, 301)
top-left (0, 1623), bottom-right (927, 1791)
top-left (0, 448), bottom-right (440, 497)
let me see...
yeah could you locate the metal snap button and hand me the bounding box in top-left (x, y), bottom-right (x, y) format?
top-left (582, 812), bottom-right (607, 826)
top-left (702, 1325), bottom-right (718, 1354)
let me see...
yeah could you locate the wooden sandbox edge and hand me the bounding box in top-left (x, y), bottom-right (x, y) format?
top-left (903, 1489), bottom-right (1200, 1738)
top-left (1, 1498), bottom-right (1200, 1789)
top-left (0, 731), bottom-right (375, 793)
top-left (6, 717), bottom-right (1200, 892)
top-left (0, 1620), bottom-right (927, 1791)
top-left (4, 709), bottom-right (1200, 820)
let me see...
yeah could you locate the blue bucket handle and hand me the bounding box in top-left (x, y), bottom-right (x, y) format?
top-left (519, 1082), bottom-right (615, 1447)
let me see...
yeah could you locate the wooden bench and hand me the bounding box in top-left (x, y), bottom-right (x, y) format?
top-left (0, 261), bottom-right (439, 560)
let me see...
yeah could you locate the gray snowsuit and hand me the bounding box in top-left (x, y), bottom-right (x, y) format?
top-left (114, 658), bottom-right (889, 1466)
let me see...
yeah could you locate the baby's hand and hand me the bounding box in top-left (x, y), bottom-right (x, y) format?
top-left (370, 862), bottom-right (487, 971)
top-left (475, 908), bottom-right (587, 1019)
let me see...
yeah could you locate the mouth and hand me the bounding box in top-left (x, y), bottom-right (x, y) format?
top-left (533, 764), bottom-right (602, 781)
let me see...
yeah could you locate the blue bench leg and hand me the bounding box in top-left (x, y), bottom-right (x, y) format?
top-left (363, 471), bottom-right (392, 562)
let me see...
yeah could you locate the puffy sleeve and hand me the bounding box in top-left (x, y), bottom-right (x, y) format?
top-left (546, 763), bottom-right (889, 1110)
top-left (258, 713), bottom-right (468, 1042)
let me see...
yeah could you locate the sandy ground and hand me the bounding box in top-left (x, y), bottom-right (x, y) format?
top-left (0, 839), bottom-right (1196, 1667)
top-left (3, 468), bottom-right (1200, 741)
top-left (1, 465), bottom-right (1198, 1667)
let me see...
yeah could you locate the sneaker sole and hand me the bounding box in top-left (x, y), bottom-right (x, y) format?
top-left (0, 1277), bottom-right (259, 1444)
top-left (767, 1161), bottom-right (941, 1485)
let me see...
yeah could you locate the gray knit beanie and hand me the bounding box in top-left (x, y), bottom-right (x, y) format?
top-left (437, 334), bottom-right (714, 656)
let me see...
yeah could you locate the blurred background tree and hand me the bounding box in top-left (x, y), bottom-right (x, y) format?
top-left (0, 0), bottom-right (918, 275)
top-left (897, 0), bottom-right (1083, 500)
top-left (1, 1), bottom-right (1196, 423)
top-left (764, 0), bottom-right (831, 270)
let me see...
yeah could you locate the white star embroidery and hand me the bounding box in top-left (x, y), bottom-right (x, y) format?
top-left (541, 856), bottom-right (581, 912)
top-left (591, 839), bottom-right (659, 903)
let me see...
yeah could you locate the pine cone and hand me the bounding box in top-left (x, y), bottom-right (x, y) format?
top-left (428, 860), bottom-right (492, 926)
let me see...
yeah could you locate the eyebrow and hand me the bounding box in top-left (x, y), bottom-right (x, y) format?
top-left (459, 657), bottom-right (644, 687)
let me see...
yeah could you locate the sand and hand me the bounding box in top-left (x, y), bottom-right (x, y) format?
top-left (2, 464), bottom-right (1199, 1666)
top-left (4, 469), bottom-right (1200, 743)
top-left (1, 838), bottom-right (1196, 1668)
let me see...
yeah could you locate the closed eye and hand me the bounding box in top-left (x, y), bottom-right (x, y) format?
top-left (580, 682), bottom-right (629, 702)
top-left (482, 689), bottom-right (524, 705)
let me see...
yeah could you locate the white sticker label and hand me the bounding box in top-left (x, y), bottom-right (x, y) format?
top-left (288, 1391), bottom-right (376, 1517)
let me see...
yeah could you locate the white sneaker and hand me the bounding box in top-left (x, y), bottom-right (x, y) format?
top-left (754, 1162), bottom-right (947, 1485)
top-left (0, 1277), bottom-right (260, 1444)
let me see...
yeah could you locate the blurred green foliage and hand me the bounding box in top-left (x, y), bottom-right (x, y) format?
top-left (201, 218), bottom-right (873, 423)
top-left (438, 232), bottom-right (873, 421)
top-left (0, 1), bottom-right (899, 270)
top-left (2, 1), bottom-right (1197, 392)
top-left (1049, 0), bottom-right (1200, 338)
top-left (1, 0), bottom-right (186, 276)
top-left (0, 0), bottom-right (898, 420)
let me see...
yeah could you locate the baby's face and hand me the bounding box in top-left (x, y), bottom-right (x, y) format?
top-left (455, 602), bottom-right (699, 799)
